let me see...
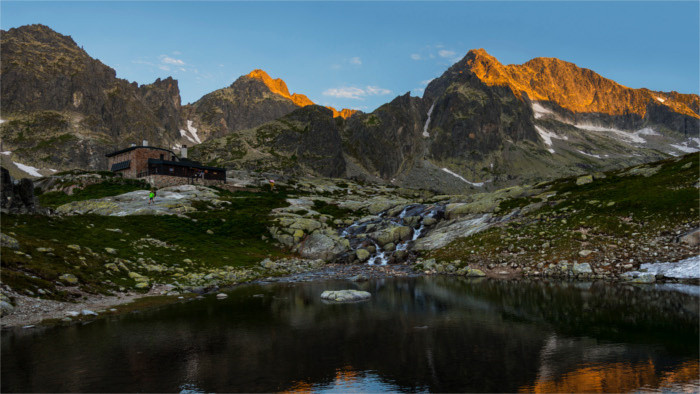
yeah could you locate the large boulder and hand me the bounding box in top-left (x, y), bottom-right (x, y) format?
top-left (371, 225), bottom-right (413, 247)
top-left (414, 214), bottom-right (493, 251)
top-left (298, 232), bottom-right (348, 261)
top-left (1, 167), bottom-right (38, 213)
top-left (0, 233), bottom-right (20, 249)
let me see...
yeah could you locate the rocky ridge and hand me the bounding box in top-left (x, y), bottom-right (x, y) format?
top-left (1, 24), bottom-right (698, 195)
top-left (0, 24), bottom-right (184, 172)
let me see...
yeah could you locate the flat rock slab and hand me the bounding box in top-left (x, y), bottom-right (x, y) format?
top-left (320, 289), bottom-right (371, 302)
top-left (55, 185), bottom-right (222, 216)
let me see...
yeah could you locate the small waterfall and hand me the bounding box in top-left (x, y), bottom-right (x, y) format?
top-left (339, 203), bottom-right (445, 265)
top-left (422, 101), bottom-right (436, 138)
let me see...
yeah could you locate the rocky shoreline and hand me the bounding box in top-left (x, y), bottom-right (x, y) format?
top-left (4, 256), bottom-right (698, 330)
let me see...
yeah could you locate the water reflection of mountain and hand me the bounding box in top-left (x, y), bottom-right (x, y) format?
top-left (1, 278), bottom-right (697, 392)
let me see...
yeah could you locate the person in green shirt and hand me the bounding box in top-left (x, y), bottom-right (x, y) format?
top-left (148, 190), bottom-right (156, 204)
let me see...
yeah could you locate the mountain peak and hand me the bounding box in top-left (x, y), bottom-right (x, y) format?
top-left (245, 69), bottom-right (356, 118)
top-left (246, 69), bottom-right (293, 100)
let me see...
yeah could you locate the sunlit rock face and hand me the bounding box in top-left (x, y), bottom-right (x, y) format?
top-left (464, 48), bottom-right (698, 120)
top-left (246, 69), bottom-right (356, 118)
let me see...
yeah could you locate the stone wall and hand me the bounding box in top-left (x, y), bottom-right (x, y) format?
top-left (143, 174), bottom-right (225, 189)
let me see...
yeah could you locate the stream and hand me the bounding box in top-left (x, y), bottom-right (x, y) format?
top-left (2, 277), bottom-right (698, 392)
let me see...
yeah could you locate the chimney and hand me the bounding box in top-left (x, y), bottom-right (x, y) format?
top-left (181, 144), bottom-right (188, 159)
top-left (142, 139), bottom-right (148, 146)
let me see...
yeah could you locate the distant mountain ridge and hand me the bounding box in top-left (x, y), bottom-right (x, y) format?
top-left (465, 48), bottom-right (698, 120)
top-left (1, 24), bottom-right (698, 193)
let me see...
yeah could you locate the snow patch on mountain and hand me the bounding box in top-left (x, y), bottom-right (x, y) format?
top-left (577, 150), bottom-right (602, 159)
top-left (575, 124), bottom-right (647, 144)
top-left (186, 120), bottom-right (201, 144)
top-left (531, 102), bottom-right (554, 119)
top-left (637, 256), bottom-right (700, 279)
top-left (441, 168), bottom-right (487, 187)
top-left (179, 120), bottom-right (201, 145)
top-left (423, 101), bottom-right (436, 137)
top-left (13, 161), bottom-right (42, 177)
top-left (534, 126), bottom-right (568, 153)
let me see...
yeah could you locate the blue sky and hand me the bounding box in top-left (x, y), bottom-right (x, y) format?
top-left (2, 1), bottom-right (698, 111)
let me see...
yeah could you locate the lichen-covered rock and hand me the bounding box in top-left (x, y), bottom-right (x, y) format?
top-left (355, 248), bottom-right (370, 262)
top-left (371, 226), bottom-right (412, 247)
top-left (55, 185), bottom-right (220, 216)
top-left (0, 233), bottom-right (19, 249)
top-left (298, 232), bottom-right (348, 261)
top-left (466, 268), bottom-right (486, 277)
top-left (576, 175), bottom-right (593, 185)
top-left (59, 273), bottom-right (78, 285)
top-left (572, 262), bottom-right (593, 275)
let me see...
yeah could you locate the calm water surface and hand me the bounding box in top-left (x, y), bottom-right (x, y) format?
top-left (2, 277), bottom-right (698, 392)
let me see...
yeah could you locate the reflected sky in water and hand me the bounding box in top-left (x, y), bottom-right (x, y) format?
top-left (2, 277), bottom-right (698, 392)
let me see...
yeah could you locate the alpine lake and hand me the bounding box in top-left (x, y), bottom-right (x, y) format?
top-left (2, 275), bottom-right (698, 393)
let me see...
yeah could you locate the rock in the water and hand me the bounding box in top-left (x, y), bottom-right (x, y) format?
top-left (372, 226), bottom-right (412, 247)
top-left (104, 247), bottom-right (118, 255)
top-left (320, 289), bottom-right (371, 302)
top-left (466, 268), bottom-right (486, 277)
top-left (81, 309), bottom-right (97, 316)
top-left (216, 293), bottom-right (228, 299)
top-left (622, 272), bottom-right (656, 284)
top-left (355, 248), bottom-right (370, 262)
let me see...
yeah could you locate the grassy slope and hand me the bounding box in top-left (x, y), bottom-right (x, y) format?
top-left (427, 153), bottom-right (699, 273)
top-left (1, 186), bottom-right (293, 300)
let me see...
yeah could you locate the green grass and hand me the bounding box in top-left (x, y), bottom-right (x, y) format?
top-left (1, 188), bottom-right (293, 299)
top-left (428, 153), bottom-right (700, 265)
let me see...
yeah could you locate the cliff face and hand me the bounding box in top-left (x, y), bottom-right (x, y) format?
top-left (461, 49), bottom-right (698, 135)
top-left (0, 24), bottom-right (182, 171)
top-left (189, 105), bottom-right (346, 177)
top-left (1, 24), bottom-right (697, 191)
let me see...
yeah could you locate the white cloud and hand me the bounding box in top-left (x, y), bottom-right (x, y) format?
top-left (410, 53), bottom-right (422, 60)
top-left (158, 65), bottom-right (170, 71)
top-left (331, 64), bottom-right (341, 70)
top-left (350, 57), bottom-right (362, 65)
top-left (412, 88), bottom-right (425, 96)
top-left (172, 51), bottom-right (182, 55)
top-left (160, 55), bottom-right (185, 65)
top-left (420, 79), bottom-right (433, 86)
top-left (323, 87), bottom-right (367, 99)
top-left (323, 85), bottom-right (393, 100)
top-left (365, 86), bottom-right (391, 95)
top-left (438, 49), bottom-right (456, 58)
